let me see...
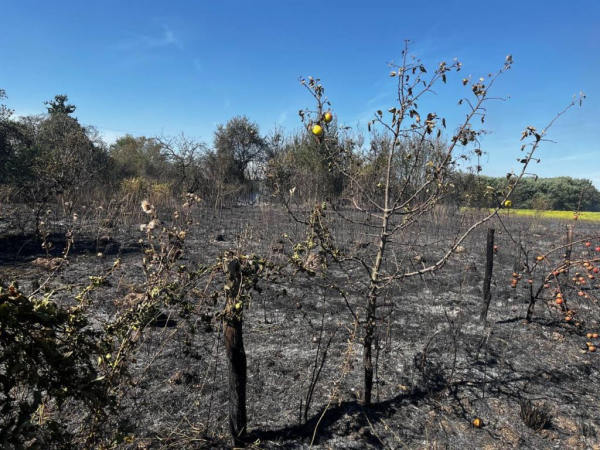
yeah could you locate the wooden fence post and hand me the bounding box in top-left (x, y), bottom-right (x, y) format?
top-left (223, 257), bottom-right (247, 446)
top-left (480, 228), bottom-right (495, 322)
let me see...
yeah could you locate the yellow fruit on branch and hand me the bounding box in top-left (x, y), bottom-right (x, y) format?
top-left (312, 124), bottom-right (324, 136)
top-left (323, 112), bottom-right (333, 123)
top-left (504, 200), bottom-right (512, 208)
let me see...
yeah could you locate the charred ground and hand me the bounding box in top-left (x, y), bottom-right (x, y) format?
top-left (1, 204), bottom-right (599, 449)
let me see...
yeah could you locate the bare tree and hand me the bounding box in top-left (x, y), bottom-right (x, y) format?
top-left (155, 133), bottom-right (208, 194)
top-left (292, 43), bottom-right (583, 405)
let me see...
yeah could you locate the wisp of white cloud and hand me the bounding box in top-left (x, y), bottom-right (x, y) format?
top-left (116, 25), bottom-right (183, 51)
top-left (278, 111), bottom-right (288, 124)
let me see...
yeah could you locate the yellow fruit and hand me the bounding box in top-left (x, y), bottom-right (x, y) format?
top-left (323, 112), bottom-right (333, 123)
top-left (312, 124), bottom-right (324, 136)
top-left (504, 200), bottom-right (512, 208)
top-left (472, 417), bottom-right (482, 428)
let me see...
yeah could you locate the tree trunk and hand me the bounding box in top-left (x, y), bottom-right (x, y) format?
top-left (363, 292), bottom-right (376, 404)
top-left (363, 213), bottom-right (389, 405)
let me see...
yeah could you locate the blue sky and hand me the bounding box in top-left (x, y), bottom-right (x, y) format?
top-left (1, 1), bottom-right (599, 186)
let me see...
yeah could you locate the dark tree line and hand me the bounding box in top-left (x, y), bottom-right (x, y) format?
top-left (451, 173), bottom-right (600, 211)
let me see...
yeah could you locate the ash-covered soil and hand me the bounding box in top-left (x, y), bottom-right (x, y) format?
top-left (1, 204), bottom-right (599, 449)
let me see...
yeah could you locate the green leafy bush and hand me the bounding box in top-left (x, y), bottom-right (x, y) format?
top-left (0, 284), bottom-right (108, 448)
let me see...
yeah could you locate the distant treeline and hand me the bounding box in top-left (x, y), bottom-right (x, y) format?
top-left (451, 173), bottom-right (600, 212)
top-left (1, 91), bottom-right (598, 212)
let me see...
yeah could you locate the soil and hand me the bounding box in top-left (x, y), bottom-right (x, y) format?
top-left (1, 204), bottom-right (599, 449)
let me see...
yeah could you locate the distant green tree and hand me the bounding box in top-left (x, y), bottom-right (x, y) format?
top-left (544, 177), bottom-right (599, 211)
top-left (44, 94), bottom-right (76, 116)
top-left (10, 108), bottom-right (109, 221)
top-left (450, 173), bottom-right (600, 211)
top-left (109, 134), bottom-right (167, 180)
top-left (34, 114), bottom-right (97, 192)
top-left (213, 116), bottom-right (266, 184)
top-left (266, 123), bottom-right (351, 203)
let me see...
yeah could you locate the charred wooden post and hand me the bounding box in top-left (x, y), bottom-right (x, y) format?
top-left (480, 228), bottom-right (495, 322)
top-left (223, 257), bottom-right (247, 446)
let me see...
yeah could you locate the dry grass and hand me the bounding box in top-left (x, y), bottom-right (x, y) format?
top-left (494, 208), bottom-right (600, 222)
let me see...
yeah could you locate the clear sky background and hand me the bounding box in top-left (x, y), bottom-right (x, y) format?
top-left (1, 1), bottom-right (598, 186)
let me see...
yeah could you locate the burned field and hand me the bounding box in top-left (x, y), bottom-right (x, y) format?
top-left (1, 203), bottom-right (599, 450)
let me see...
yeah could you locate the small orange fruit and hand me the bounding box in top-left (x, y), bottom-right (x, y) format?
top-left (593, 333), bottom-right (599, 338)
top-left (472, 417), bottom-right (482, 428)
top-left (589, 346), bottom-right (597, 352)
top-left (556, 298), bottom-right (563, 305)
